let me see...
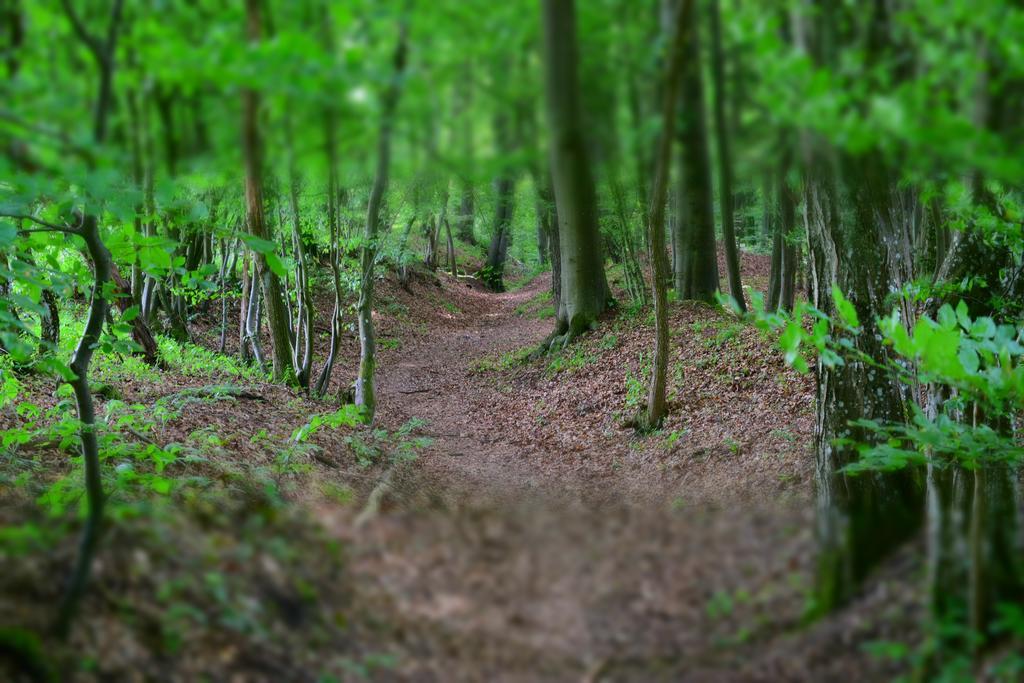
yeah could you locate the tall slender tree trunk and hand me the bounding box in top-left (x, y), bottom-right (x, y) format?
top-left (708, 0), bottom-right (744, 311)
top-left (454, 65), bottom-right (476, 245)
top-left (356, 18), bottom-right (408, 421)
top-left (314, 100), bottom-right (344, 397)
top-left (54, 0), bottom-right (124, 638)
top-left (771, 151), bottom-right (798, 312)
top-left (242, 0), bottom-right (292, 381)
top-left (285, 112), bottom-right (313, 389)
top-left (536, 176), bottom-right (562, 309)
top-left (673, 0), bottom-right (719, 302)
top-left (540, 0), bottom-right (611, 344)
top-left (238, 252), bottom-right (252, 363)
top-left (483, 129), bottom-right (515, 292)
top-left (644, 0), bottom-right (693, 429)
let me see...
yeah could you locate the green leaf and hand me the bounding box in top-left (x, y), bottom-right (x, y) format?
top-left (958, 346), bottom-right (980, 374)
top-left (955, 300), bottom-right (971, 330)
top-left (36, 357), bottom-right (78, 382)
top-left (832, 285), bottom-right (859, 329)
top-left (265, 252), bottom-right (286, 278)
top-left (240, 233), bottom-right (279, 254)
top-left (138, 244), bottom-right (172, 274)
top-left (937, 304), bottom-right (957, 330)
top-left (780, 320), bottom-right (803, 353)
top-left (0, 220), bottom-right (16, 248)
top-left (970, 317), bottom-right (996, 339)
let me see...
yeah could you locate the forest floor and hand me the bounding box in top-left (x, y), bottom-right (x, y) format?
top-left (328, 263), bottom-right (919, 682)
top-left (1, 250), bottom-right (921, 682)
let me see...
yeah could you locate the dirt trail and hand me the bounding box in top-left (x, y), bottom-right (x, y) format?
top-left (376, 276), bottom-right (558, 499)
top-left (326, 276), bottom-right (828, 682)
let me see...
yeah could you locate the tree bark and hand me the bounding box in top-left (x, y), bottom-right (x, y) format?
top-left (242, 0), bottom-right (292, 381)
top-left (54, 0), bottom-right (124, 638)
top-left (708, 0), bottom-right (745, 311)
top-left (804, 145), bottom-right (925, 615)
top-left (482, 124), bottom-right (515, 292)
top-left (540, 0), bottom-right (611, 343)
top-left (672, 0), bottom-right (719, 302)
top-left (644, 0), bottom-right (693, 429)
top-left (285, 113), bottom-right (313, 389)
top-left (356, 18), bottom-right (408, 421)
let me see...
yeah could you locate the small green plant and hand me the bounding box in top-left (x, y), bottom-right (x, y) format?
top-left (382, 299), bottom-right (410, 319)
top-left (513, 290), bottom-right (554, 318)
top-left (320, 482), bottom-right (355, 505)
top-left (664, 429), bottom-right (687, 449)
top-left (159, 337), bottom-right (265, 381)
top-left (291, 405), bottom-right (365, 443)
top-left (622, 353), bottom-right (650, 412)
top-left (545, 345), bottom-right (596, 376)
top-left (598, 333), bottom-right (618, 350)
top-left (470, 345), bottom-right (533, 373)
top-left (770, 428), bottom-right (798, 443)
top-left (533, 305), bottom-right (556, 319)
top-left (345, 417), bottom-right (432, 468)
top-left (437, 298), bottom-right (461, 315)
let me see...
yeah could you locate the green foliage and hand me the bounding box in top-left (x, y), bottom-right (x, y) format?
top-left (344, 418), bottom-right (432, 468)
top-left (739, 290), bottom-right (1024, 476)
top-left (622, 354), bottom-right (650, 414)
top-left (598, 333), bottom-right (618, 350)
top-left (291, 405), bottom-right (366, 443)
top-left (664, 429), bottom-right (687, 449)
top-left (544, 345), bottom-right (597, 376)
top-left (864, 602), bottom-right (1024, 682)
top-left (159, 337), bottom-right (267, 381)
top-left (513, 289), bottom-right (553, 318)
top-left (469, 346), bottom-right (533, 374)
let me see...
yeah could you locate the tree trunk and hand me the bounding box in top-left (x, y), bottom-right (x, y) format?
top-left (243, 0), bottom-right (292, 381)
top-left (239, 252), bottom-right (252, 363)
top-left (314, 95), bottom-right (343, 398)
top-left (804, 146), bottom-right (925, 615)
top-left (285, 113), bottom-right (313, 389)
top-left (540, 0), bottom-right (611, 343)
top-left (456, 187), bottom-right (475, 245)
top-left (444, 209), bottom-right (457, 277)
top-left (54, 0), bottom-right (124, 638)
top-left (708, 0), bottom-right (745, 311)
top-left (644, 0), bottom-right (693, 429)
top-left (672, 0), bottom-right (719, 302)
top-left (38, 288), bottom-right (60, 353)
top-left (537, 177), bottom-right (562, 310)
top-left (483, 165), bottom-right (515, 291)
top-left (356, 18), bottom-right (408, 421)
top-left (777, 158), bottom-right (797, 312)
top-left (110, 266), bottom-right (160, 365)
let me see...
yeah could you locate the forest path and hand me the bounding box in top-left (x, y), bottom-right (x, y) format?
top-left (375, 274), bottom-right (574, 498)
top-left (321, 273), bottom-right (817, 682)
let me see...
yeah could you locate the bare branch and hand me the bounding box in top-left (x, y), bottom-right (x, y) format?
top-left (0, 213), bottom-right (82, 236)
top-left (105, 0), bottom-right (126, 55)
top-left (59, 0), bottom-right (104, 62)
